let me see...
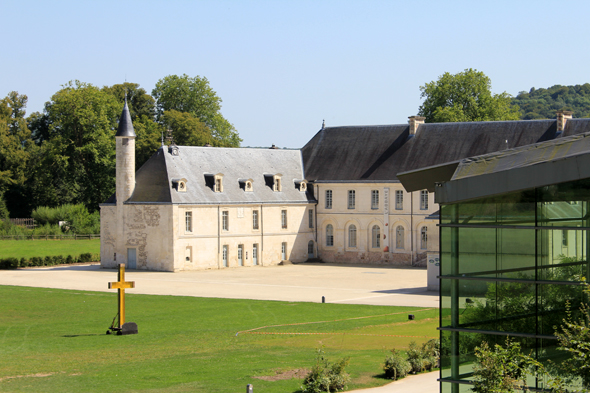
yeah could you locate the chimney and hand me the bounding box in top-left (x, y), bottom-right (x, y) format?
top-left (408, 116), bottom-right (425, 135)
top-left (556, 110), bottom-right (573, 132)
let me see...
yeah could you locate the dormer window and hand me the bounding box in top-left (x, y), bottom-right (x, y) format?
top-left (238, 178), bottom-right (254, 192)
top-left (171, 178), bottom-right (188, 192)
top-left (273, 174), bottom-right (282, 192)
top-left (264, 173), bottom-right (282, 191)
top-left (295, 180), bottom-right (307, 192)
top-left (204, 173), bottom-right (224, 192)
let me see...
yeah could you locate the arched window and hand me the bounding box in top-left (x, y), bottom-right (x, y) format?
top-left (326, 224), bottom-right (334, 247)
top-left (421, 226), bottom-right (428, 249)
top-left (348, 225), bottom-right (357, 248)
top-left (371, 225), bottom-right (380, 248)
top-left (396, 226), bottom-right (404, 249)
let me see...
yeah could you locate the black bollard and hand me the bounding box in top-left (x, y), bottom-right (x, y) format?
top-left (408, 314), bottom-right (415, 320)
top-left (247, 384), bottom-right (253, 393)
top-left (322, 296), bottom-right (325, 303)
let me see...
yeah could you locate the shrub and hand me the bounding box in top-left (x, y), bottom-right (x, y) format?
top-left (79, 253), bottom-right (93, 263)
top-left (406, 341), bottom-right (426, 374)
top-left (20, 257), bottom-right (27, 267)
top-left (66, 255), bottom-right (74, 264)
top-left (421, 339), bottom-right (440, 371)
top-left (302, 347), bottom-right (350, 393)
top-left (383, 349), bottom-right (411, 380)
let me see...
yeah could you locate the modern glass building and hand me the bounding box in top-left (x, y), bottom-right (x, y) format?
top-left (399, 132), bottom-right (590, 392)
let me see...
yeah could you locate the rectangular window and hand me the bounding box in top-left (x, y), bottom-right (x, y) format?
top-left (222, 210), bottom-right (229, 231)
top-left (420, 190), bottom-right (429, 210)
top-left (371, 190), bottom-right (379, 210)
top-left (185, 211), bottom-right (192, 232)
top-left (308, 209), bottom-right (314, 228)
top-left (348, 190), bottom-right (355, 209)
top-left (238, 245), bottom-right (244, 266)
top-left (281, 242), bottom-right (287, 260)
top-left (562, 230), bottom-right (568, 247)
top-left (222, 245), bottom-right (228, 267)
top-left (395, 190), bottom-right (403, 210)
top-left (253, 210), bottom-right (259, 230)
top-left (281, 210), bottom-right (287, 229)
top-left (325, 190), bottom-right (332, 209)
top-left (252, 244), bottom-right (258, 265)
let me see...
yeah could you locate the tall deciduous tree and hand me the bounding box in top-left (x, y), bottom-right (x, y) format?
top-left (0, 92), bottom-right (33, 217)
top-left (102, 82), bottom-right (156, 121)
top-left (152, 74), bottom-right (241, 147)
top-left (418, 68), bottom-right (520, 123)
top-left (37, 81), bottom-right (121, 212)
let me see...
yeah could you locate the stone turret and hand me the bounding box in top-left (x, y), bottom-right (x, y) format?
top-left (115, 98), bottom-right (136, 206)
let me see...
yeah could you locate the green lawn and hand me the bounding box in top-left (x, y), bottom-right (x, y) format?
top-left (0, 286), bottom-right (438, 392)
top-left (0, 239), bottom-right (100, 259)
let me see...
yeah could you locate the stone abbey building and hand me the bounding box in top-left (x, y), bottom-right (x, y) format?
top-left (101, 104), bottom-right (590, 271)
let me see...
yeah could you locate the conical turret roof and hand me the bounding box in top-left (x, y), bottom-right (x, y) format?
top-left (115, 98), bottom-right (136, 137)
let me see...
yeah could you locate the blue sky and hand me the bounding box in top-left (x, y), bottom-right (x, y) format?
top-left (2, 0), bottom-right (590, 148)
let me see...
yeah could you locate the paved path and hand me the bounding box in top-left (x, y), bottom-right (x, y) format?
top-left (0, 262), bottom-right (439, 392)
top-left (348, 371), bottom-right (438, 392)
top-left (0, 263), bottom-right (438, 308)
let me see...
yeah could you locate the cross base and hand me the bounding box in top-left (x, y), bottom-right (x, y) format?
top-left (107, 322), bottom-right (138, 336)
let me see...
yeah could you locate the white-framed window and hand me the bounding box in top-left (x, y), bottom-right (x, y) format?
top-left (395, 190), bottom-right (403, 210)
top-left (273, 175), bottom-right (282, 192)
top-left (421, 226), bottom-right (428, 249)
top-left (238, 244), bottom-right (244, 266)
top-left (309, 209), bottom-right (314, 228)
top-left (281, 242), bottom-right (287, 260)
top-left (371, 190), bottom-right (379, 210)
top-left (222, 211), bottom-right (229, 231)
top-left (252, 244), bottom-right (258, 265)
top-left (281, 210), bottom-right (287, 229)
top-left (185, 211), bottom-right (192, 232)
top-left (222, 245), bottom-right (228, 267)
top-left (371, 225), bottom-right (380, 248)
top-left (245, 181), bottom-right (253, 192)
top-left (326, 224), bottom-right (334, 247)
top-left (214, 174), bottom-right (224, 192)
top-left (420, 190), bottom-right (428, 210)
top-left (308, 241), bottom-right (314, 257)
top-left (396, 226), bottom-right (404, 249)
top-left (326, 190), bottom-right (332, 209)
top-left (348, 225), bottom-right (357, 248)
top-left (185, 246), bottom-right (192, 262)
top-left (252, 210), bottom-right (259, 230)
top-left (562, 230), bottom-right (568, 247)
top-left (348, 190), bottom-right (355, 209)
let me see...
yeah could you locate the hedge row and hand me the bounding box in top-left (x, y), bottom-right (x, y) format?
top-left (0, 253), bottom-right (99, 269)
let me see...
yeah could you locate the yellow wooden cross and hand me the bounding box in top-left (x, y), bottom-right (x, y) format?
top-left (108, 263), bottom-right (135, 329)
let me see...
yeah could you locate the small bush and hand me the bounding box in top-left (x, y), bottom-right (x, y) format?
top-left (383, 349), bottom-right (411, 380)
top-left (421, 339), bottom-right (440, 371)
top-left (79, 253), bottom-right (92, 263)
top-left (66, 255), bottom-right (74, 264)
top-left (20, 257), bottom-right (27, 267)
top-left (406, 341), bottom-right (426, 374)
top-left (302, 347), bottom-right (350, 393)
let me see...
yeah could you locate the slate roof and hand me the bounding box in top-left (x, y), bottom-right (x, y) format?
top-left (115, 99), bottom-right (136, 137)
top-left (398, 131), bottom-right (590, 204)
top-left (302, 119), bottom-right (590, 183)
top-left (109, 146), bottom-right (313, 205)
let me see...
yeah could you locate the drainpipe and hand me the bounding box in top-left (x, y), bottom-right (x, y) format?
top-left (217, 206), bottom-right (221, 269)
top-left (261, 205), bottom-right (264, 266)
top-left (410, 191), bottom-right (414, 266)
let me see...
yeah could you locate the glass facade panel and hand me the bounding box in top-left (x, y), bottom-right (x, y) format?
top-left (440, 178), bottom-right (590, 392)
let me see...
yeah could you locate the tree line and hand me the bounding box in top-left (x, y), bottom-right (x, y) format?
top-left (0, 75), bottom-right (241, 218)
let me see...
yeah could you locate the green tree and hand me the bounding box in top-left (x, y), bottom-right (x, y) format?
top-left (37, 81), bottom-right (121, 212)
top-left (513, 84), bottom-right (590, 120)
top-left (162, 109), bottom-right (212, 147)
top-left (0, 92), bottom-right (33, 217)
top-left (102, 82), bottom-right (156, 121)
top-left (418, 68), bottom-right (521, 123)
top-left (134, 114), bottom-right (164, 169)
top-left (152, 74), bottom-right (241, 147)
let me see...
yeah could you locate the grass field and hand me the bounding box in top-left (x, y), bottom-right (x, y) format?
top-left (0, 286), bottom-right (438, 393)
top-left (0, 239), bottom-right (100, 259)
